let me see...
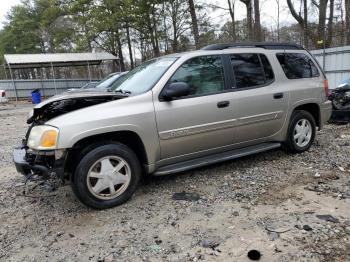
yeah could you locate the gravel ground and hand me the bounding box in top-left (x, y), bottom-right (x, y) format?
top-left (0, 102), bottom-right (349, 262)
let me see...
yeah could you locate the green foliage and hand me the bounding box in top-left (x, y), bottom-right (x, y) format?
top-left (2, 0), bottom-right (342, 71)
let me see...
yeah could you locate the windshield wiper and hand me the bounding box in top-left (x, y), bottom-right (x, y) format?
top-left (114, 89), bottom-right (132, 95)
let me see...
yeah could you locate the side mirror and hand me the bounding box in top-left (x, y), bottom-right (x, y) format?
top-left (161, 82), bottom-right (190, 101)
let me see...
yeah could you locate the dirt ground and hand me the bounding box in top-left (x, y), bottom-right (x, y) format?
top-left (0, 102), bottom-right (349, 262)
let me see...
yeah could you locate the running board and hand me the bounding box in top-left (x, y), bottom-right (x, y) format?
top-left (154, 143), bottom-right (281, 176)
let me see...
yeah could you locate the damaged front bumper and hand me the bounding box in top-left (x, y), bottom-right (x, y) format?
top-left (330, 109), bottom-right (350, 122)
top-left (13, 147), bottom-right (67, 181)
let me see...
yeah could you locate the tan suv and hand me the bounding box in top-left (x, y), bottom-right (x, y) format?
top-left (13, 42), bottom-right (332, 209)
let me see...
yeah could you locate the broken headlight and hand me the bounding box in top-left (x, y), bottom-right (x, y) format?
top-left (27, 125), bottom-right (59, 150)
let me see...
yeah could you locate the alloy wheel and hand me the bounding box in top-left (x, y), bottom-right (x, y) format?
top-left (86, 156), bottom-right (131, 200)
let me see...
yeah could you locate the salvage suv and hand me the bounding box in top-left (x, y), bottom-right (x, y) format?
top-left (13, 42), bottom-right (332, 209)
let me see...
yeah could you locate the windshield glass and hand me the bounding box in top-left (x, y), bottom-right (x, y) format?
top-left (95, 74), bottom-right (121, 89)
top-left (340, 77), bottom-right (350, 85)
top-left (110, 57), bottom-right (177, 94)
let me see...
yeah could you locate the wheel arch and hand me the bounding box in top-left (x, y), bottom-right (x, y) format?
top-left (292, 103), bottom-right (321, 129)
top-left (65, 130), bottom-right (149, 179)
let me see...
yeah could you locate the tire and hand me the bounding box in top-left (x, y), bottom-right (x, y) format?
top-left (72, 142), bottom-right (141, 209)
top-left (284, 110), bottom-right (316, 154)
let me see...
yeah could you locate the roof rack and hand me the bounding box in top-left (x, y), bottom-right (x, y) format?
top-left (201, 42), bottom-right (304, 51)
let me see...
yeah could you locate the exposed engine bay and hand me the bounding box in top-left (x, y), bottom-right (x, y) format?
top-left (27, 94), bottom-right (126, 124)
top-left (329, 87), bottom-right (350, 110)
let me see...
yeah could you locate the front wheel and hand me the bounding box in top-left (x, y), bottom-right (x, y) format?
top-left (284, 110), bottom-right (316, 153)
top-left (72, 143), bottom-right (141, 209)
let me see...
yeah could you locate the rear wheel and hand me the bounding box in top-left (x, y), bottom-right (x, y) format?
top-left (284, 110), bottom-right (316, 153)
top-left (72, 143), bottom-right (141, 209)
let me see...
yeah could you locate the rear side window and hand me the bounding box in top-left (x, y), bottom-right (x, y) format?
top-left (230, 54), bottom-right (274, 89)
top-left (276, 53), bottom-right (320, 79)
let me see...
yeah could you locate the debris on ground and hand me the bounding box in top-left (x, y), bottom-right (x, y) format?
top-left (316, 214), bottom-right (340, 223)
top-left (172, 191), bottom-right (200, 201)
top-left (303, 225), bottom-right (313, 231)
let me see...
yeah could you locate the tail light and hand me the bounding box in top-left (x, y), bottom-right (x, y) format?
top-left (324, 79), bottom-right (329, 97)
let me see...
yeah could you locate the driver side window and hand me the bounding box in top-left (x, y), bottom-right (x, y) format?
top-left (168, 55), bottom-right (225, 97)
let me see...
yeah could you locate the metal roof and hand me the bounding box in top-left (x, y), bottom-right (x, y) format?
top-left (4, 52), bottom-right (118, 68)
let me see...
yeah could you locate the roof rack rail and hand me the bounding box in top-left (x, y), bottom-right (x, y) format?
top-left (201, 42), bottom-right (304, 51)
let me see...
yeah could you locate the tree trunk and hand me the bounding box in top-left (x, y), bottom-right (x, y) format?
top-left (151, 7), bottom-right (161, 57)
top-left (326, 0), bottom-right (334, 47)
top-left (254, 0), bottom-right (262, 41)
top-left (303, 0), bottom-right (308, 48)
top-left (346, 0), bottom-right (350, 44)
top-left (125, 22), bottom-right (134, 69)
top-left (240, 0), bottom-right (254, 40)
top-left (115, 31), bottom-right (125, 71)
top-left (287, 0), bottom-right (317, 46)
top-left (147, 16), bottom-right (160, 57)
top-left (188, 0), bottom-right (200, 49)
top-left (276, 0), bottom-right (280, 41)
top-left (162, 2), bottom-right (170, 53)
top-left (172, 18), bottom-right (178, 52)
top-left (317, 0), bottom-right (328, 47)
top-left (227, 0), bottom-right (236, 42)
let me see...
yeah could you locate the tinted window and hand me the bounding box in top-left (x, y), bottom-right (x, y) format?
top-left (168, 56), bottom-right (225, 96)
top-left (230, 54), bottom-right (266, 88)
top-left (276, 53), bottom-right (320, 79)
top-left (260, 54), bottom-right (274, 82)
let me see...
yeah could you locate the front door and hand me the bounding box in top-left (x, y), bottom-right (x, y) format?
top-left (153, 55), bottom-right (235, 162)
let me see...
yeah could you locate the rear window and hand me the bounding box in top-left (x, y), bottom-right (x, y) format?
top-left (276, 53), bottom-right (320, 79)
top-left (230, 53), bottom-right (274, 89)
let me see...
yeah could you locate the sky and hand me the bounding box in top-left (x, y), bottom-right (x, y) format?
top-left (0, 0), bottom-right (294, 30)
top-left (0, 0), bottom-right (21, 28)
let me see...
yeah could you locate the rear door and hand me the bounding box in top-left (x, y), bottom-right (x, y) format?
top-left (224, 53), bottom-right (289, 144)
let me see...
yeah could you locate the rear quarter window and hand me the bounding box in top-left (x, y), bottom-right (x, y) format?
top-left (276, 53), bottom-right (320, 79)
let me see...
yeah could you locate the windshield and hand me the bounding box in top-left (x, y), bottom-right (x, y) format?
top-left (95, 74), bottom-right (122, 89)
top-left (340, 77), bottom-right (350, 85)
top-left (110, 57), bottom-right (177, 94)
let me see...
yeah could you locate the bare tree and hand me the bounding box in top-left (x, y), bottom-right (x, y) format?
top-left (326, 0), bottom-right (335, 47)
top-left (240, 0), bottom-right (254, 40)
top-left (275, 0), bottom-right (280, 41)
top-left (287, 0), bottom-right (314, 46)
top-left (206, 1), bottom-right (236, 41)
top-left (125, 22), bottom-right (134, 69)
top-left (303, 0), bottom-right (308, 47)
top-left (346, 0), bottom-right (350, 44)
top-left (165, 0), bottom-right (190, 53)
top-left (254, 0), bottom-right (262, 41)
top-left (317, 0), bottom-right (329, 47)
top-left (227, 0), bottom-right (236, 41)
top-left (188, 0), bottom-right (200, 49)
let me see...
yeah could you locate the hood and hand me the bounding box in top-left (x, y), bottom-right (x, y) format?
top-left (35, 89), bottom-right (117, 108)
top-left (28, 90), bottom-right (127, 124)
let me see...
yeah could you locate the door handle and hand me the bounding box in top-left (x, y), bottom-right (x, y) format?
top-left (217, 101), bottom-right (230, 108)
top-left (273, 93), bottom-right (284, 99)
